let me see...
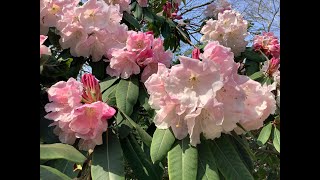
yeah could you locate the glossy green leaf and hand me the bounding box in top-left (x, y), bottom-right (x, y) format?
top-left (242, 48), bottom-right (266, 62)
top-left (229, 136), bottom-right (254, 173)
top-left (249, 71), bottom-right (264, 80)
top-left (40, 143), bottom-right (86, 164)
top-left (40, 165), bottom-right (71, 180)
top-left (116, 76), bottom-right (139, 116)
top-left (46, 159), bottom-right (78, 178)
top-left (210, 135), bottom-right (254, 180)
top-left (133, 3), bottom-right (143, 20)
top-left (150, 128), bottom-right (175, 164)
top-left (91, 131), bottom-right (125, 180)
top-left (257, 123), bottom-right (272, 145)
top-left (168, 136), bottom-right (198, 180)
top-left (102, 83), bottom-right (118, 106)
top-left (273, 127), bottom-right (280, 153)
top-left (196, 139), bottom-right (220, 180)
top-left (120, 134), bottom-right (159, 180)
top-left (123, 11), bottom-right (141, 30)
top-left (100, 76), bottom-right (119, 93)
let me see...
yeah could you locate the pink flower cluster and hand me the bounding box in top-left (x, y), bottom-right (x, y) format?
top-left (204, 0), bottom-right (232, 19)
top-left (255, 32), bottom-right (280, 83)
top-left (144, 41), bottom-right (276, 146)
top-left (104, 0), bottom-right (130, 12)
top-left (44, 74), bottom-right (116, 151)
top-left (40, 35), bottom-right (51, 57)
top-left (106, 31), bottom-right (173, 81)
top-left (40, 0), bottom-right (128, 61)
top-left (200, 10), bottom-right (248, 57)
top-left (253, 32), bottom-right (280, 58)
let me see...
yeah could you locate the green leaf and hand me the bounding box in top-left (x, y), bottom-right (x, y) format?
top-left (245, 59), bottom-right (260, 76)
top-left (102, 83), bottom-right (118, 106)
top-left (100, 76), bottom-right (119, 93)
top-left (161, 22), bottom-right (171, 39)
top-left (116, 76), bottom-right (139, 116)
top-left (133, 3), bottom-right (143, 20)
top-left (182, 0), bottom-right (186, 5)
top-left (196, 139), bottom-right (220, 180)
top-left (40, 165), bottom-right (71, 180)
top-left (168, 136), bottom-right (198, 180)
top-left (118, 109), bottom-right (152, 147)
top-left (138, 85), bottom-right (154, 117)
top-left (123, 11), bottom-right (141, 30)
top-left (41, 56), bottom-right (73, 77)
top-left (242, 48), bottom-right (266, 62)
top-left (91, 131), bottom-right (125, 180)
top-left (143, 8), bottom-right (154, 23)
top-left (46, 159), bottom-right (78, 178)
top-left (120, 134), bottom-right (159, 180)
top-left (210, 135), bottom-right (254, 180)
top-left (249, 71), bottom-right (264, 80)
top-left (273, 127), bottom-right (280, 153)
top-left (229, 136), bottom-right (254, 173)
top-left (150, 128), bottom-right (175, 164)
top-left (257, 123), bottom-right (273, 145)
top-left (40, 143), bottom-right (86, 164)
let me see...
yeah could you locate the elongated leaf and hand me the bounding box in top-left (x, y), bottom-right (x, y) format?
top-left (168, 136), bottom-right (198, 180)
top-left (100, 76), bottom-right (119, 93)
top-left (150, 128), bottom-right (175, 164)
top-left (91, 131), bottom-right (125, 180)
top-left (40, 165), bottom-right (71, 180)
top-left (196, 139), bottom-right (220, 180)
top-left (273, 127), bottom-right (280, 153)
top-left (118, 109), bottom-right (152, 147)
top-left (116, 76), bottom-right (139, 116)
top-left (242, 48), bottom-right (266, 62)
top-left (245, 60), bottom-right (260, 76)
top-left (120, 134), bottom-right (159, 180)
top-left (40, 143), bottom-right (86, 164)
top-left (133, 3), bottom-right (143, 20)
top-left (210, 135), bottom-right (254, 180)
top-left (89, 60), bottom-right (106, 80)
top-left (257, 123), bottom-right (273, 145)
top-left (123, 11), bottom-right (141, 30)
top-left (249, 71), bottom-right (264, 80)
top-left (138, 86), bottom-right (151, 112)
top-left (102, 83), bottom-right (118, 106)
top-left (46, 159), bottom-right (78, 178)
top-left (143, 8), bottom-right (154, 23)
top-left (229, 136), bottom-right (254, 173)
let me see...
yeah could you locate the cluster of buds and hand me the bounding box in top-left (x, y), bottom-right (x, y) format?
top-left (163, 2), bottom-right (182, 20)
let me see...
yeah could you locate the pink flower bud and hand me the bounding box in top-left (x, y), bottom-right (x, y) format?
top-left (192, 48), bottom-right (201, 59)
top-left (81, 73), bottom-right (102, 103)
top-left (267, 57), bottom-right (280, 75)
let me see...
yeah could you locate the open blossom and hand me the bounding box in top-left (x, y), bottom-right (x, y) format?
top-left (40, 0), bottom-right (79, 34)
top-left (106, 48), bottom-right (141, 79)
top-left (200, 10), bottom-right (248, 56)
top-left (40, 35), bottom-right (51, 57)
top-left (45, 74), bottom-right (116, 151)
top-left (253, 32), bottom-right (280, 58)
top-left (233, 76), bottom-right (276, 134)
top-left (204, 0), bottom-right (232, 18)
top-left (145, 41), bottom-right (276, 146)
top-left (107, 31), bottom-right (172, 81)
top-left (104, 0), bottom-right (130, 12)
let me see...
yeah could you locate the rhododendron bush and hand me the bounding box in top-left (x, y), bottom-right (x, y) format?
top-left (40, 0), bottom-right (280, 179)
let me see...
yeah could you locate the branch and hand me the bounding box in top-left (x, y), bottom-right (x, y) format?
top-left (267, 6), bottom-right (279, 32)
top-left (180, 0), bottom-right (215, 16)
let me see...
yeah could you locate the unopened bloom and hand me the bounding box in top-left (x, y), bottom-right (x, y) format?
top-left (81, 73), bottom-right (102, 103)
top-left (192, 48), bottom-right (201, 59)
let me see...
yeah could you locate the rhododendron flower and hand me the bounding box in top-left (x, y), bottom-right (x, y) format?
top-left (45, 78), bottom-right (83, 122)
top-left (201, 41), bottom-right (237, 78)
top-left (137, 0), bottom-right (148, 7)
top-left (75, 0), bottom-right (122, 33)
top-left (69, 101), bottom-right (116, 150)
top-left (44, 74), bottom-right (116, 151)
top-left (261, 57), bottom-right (280, 83)
top-left (104, 0), bottom-right (130, 12)
top-left (40, 35), bottom-right (51, 57)
top-left (253, 32), bottom-right (280, 58)
top-left (126, 31), bottom-right (153, 55)
top-left (234, 76), bottom-right (276, 134)
top-left (200, 10), bottom-right (248, 56)
top-left (204, 0), bottom-right (232, 18)
top-left (106, 48), bottom-right (141, 79)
